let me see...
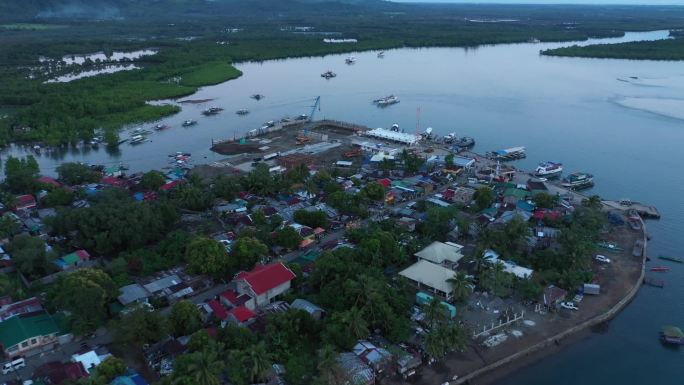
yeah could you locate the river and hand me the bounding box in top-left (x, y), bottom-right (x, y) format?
top-left (4, 30), bottom-right (684, 384)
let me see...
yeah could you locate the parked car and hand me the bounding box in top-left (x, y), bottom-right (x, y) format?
top-left (2, 357), bottom-right (26, 374)
top-left (595, 254), bottom-right (611, 263)
top-left (560, 302), bottom-right (579, 311)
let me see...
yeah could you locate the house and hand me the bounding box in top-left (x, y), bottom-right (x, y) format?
top-left (0, 311), bottom-right (61, 358)
top-left (0, 297), bottom-right (43, 321)
top-left (207, 300), bottom-right (229, 325)
top-left (143, 275), bottom-right (182, 294)
top-left (541, 285), bottom-right (568, 309)
top-left (397, 217), bottom-right (417, 232)
top-left (117, 284), bottom-right (151, 306)
top-left (502, 188), bottom-right (528, 205)
top-left (36, 176), bottom-right (63, 188)
top-left (35, 361), bottom-right (89, 384)
top-left (53, 249), bottom-right (90, 270)
top-left (226, 306), bottom-right (257, 327)
top-left (414, 241), bottom-right (464, 268)
top-left (290, 299), bottom-right (325, 320)
top-left (219, 289), bottom-right (255, 311)
top-left (71, 350), bottom-right (102, 373)
top-left (483, 249), bottom-right (534, 279)
top-left (399, 260), bottom-right (456, 300)
top-left (234, 263), bottom-right (296, 308)
top-left (353, 341), bottom-right (393, 375)
top-left (13, 194), bottom-right (37, 211)
top-left (337, 352), bottom-right (375, 385)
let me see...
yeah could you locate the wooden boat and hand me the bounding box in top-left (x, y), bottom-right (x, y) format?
top-left (658, 255), bottom-right (683, 263)
top-left (632, 239), bottom-right (644, 257)
top-left (643, 277), bottom-right (664, 288)
top-left (650, 266), bottom-right (670, 272)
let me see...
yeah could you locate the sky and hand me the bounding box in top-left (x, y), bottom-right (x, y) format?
top-left (390, 0), bottom-right (684, 4)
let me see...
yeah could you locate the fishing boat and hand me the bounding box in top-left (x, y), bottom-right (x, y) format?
top-left (377, 51), bottom-right (385, 58)
top-left (202, 106), bottom-right (224, 116)
top-left (372, 94), bottom-right (400, 107)
top-left (236, 108), bottom-right (249, 115)
top-left (321, 70), bottom-right (337, 79)
top-left (597, 241), bottom-right (623, 252)
top-left (660, 326), bottom-right (684, 345)
top-left (129, 135), bottom-right (147, 145)
top-left (154, 124), bottom-right (169, 131)
top-left (658, 255), bottom-right (683, 263)
top-left (643, 277), bottom-right (665, 288)
top-left (632, 239), bottom-right (644, 257)
top-left (455, 137), bottom-right (475, 148)
top-left (251, 94), bottom-right (264, 100)
top-left (534, 161), bottom-right (563, 178)
top-left (182, 120), bottom-right (197, 127)
top-left (561, 172), bottom-right (594, 190)
top-left (345, 56), bottom-right (356, 64)
top-left (650, 266), bottom-right (670, 272)
top-left (486, 147), bottom-right (526, 161)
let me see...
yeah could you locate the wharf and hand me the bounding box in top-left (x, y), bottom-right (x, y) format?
top-left (603, 200), bottom-right (661, 219)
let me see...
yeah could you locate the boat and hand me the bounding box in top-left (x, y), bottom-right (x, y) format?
top-left (643, 277), bottom-right (665, 288)
top-left (455, 137), bottom-right (475, 148)
top-left (597, 241), bottom-right (623, 252)
top-left (561, 172), bottom-right (594, 190)
top-left (251, 94), bottom-right (264, 100)
top-left (632, 239), bottom-right (644, 257)
top-left (650, 266), bottom-right (670, 272)
top-left (236, 108), bottom-right (249, 115)
top-left (202, 106), bottom-right (224, 116)
top-left (129, 135), bottom-right (147, 145)
top-left (373, 95), bottom-right (400, 107)
top-left (534, 161), bottom-right (563, 178)
top-left (182, 120), bottom-right (197, 127)
top-left (486, 146), bottom-right (526, 161)
top-left (658, 255), bottom-right (683, 263)
top-left (321, 70), bottom-right (337, 79)
top-left (154, 124), bottom-right (169, 130)
top-left (377, 51), bottom-right (385, 58)
top-left (345, 56), bottom-right (356, 64)
top-left (660, 326), bottom-right (684, 345)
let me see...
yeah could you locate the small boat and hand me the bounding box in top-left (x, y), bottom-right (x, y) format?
top-left (632, 239), bottom-right (644, 257)
top-left (561, 172), bottom-right (594, 190)
top-left (377, 51), bottom-right (385, 58)
top-left (251, 94), bottom-right (264, 100)
top-left (129, 135), bottom-right (147, 145)
top-left (660, 326), bottom-right (684, 345)
top-left (345, 56), bottom-right (356, 64)
top-left (650, 266), bottom-right (670, 272)
top-left (321, 70), bottom-right (337, 79)
top-left (202, 106), bottom-right (224, 116)
top-left (182, 120), bottom-right (197, 127)
top-left (658, 255), bottom-right (683, 263)
top-left (154, 124), bottom-right (169, 131)
top-left (534, 161), bottom-right (563, 178)
top-left (236, 108), bottom-right (249, 115)
top-left (597, 241), bottom-right (623, 252)
top-left (131, 127), bottom-right (151, 135)
top-left (373, 95), bottom-right (400, 107)
top-left (455, 136), bottom-right (475, 148)
top-left (643, 276), bottom-right (664, 288)
top-left (486, 147), bottom-right (526, 161)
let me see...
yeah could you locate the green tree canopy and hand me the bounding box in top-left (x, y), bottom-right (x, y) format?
top-left (141, 170), bottom-right (166, 191)
top-left (169, 300), bottom-right (202, 337)
top-left (56, 162), bottom-right (100, 185)
top-left (186, 237), bottom-right (230, 278)
top-left (4, 155), bottom-right (39, 193)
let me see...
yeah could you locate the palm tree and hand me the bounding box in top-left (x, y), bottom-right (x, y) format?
top-left (470, 248), bottom-right (490, 275)
top-left (341, 307), bottom-right (370, 339)
top-left (243, 342), bottom-right (272, 383)
top-left (173, 348), bottom-right (221, 385)
top-left (423, 297), bottom-right (447, 329)
top-left (447, 271), bottom-right (473, 304)
top-left (424, 327), bottom-right (446, 360)
top-left (482, 262), bottom-right (510, 297)
top-left (582, 195), bottom-right (602, 209)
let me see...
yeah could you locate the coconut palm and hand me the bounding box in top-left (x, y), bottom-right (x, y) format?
top-left (172, 348), bottom-right (221, 385)
top-left (340, 307), bottom-right (370, 339)
top-left (447, 271), bottom-right (473, 304)
top-left (243, 341), bottom-right (272, 383)
top-left (423, 297), bottom-right (448, 329)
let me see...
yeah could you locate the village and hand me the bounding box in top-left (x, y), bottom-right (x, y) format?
top-left (0, 119), bottom-right (653, 385)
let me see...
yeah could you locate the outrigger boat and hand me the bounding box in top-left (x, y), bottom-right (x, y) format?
top-left (129, 134), bottom-right (147, 145)
top-left (202, 106), bottom-right (224, 116)
top-left (377, 51), bottom-right (385, 58)
top-left (658, 255), bottom-right (683, 263)
top-left (345, 56), bottom-right (356, 64)
top-left (236, 108), bottom-right (249, 115)
top-left (154, 124), bottom-right (169, 131)
top-left (182, 120), bottom-right (197, 127)
top-left (562, 172), bottom-right (594, 190)
top-left (251, 94), bottom-right (264, 100)
top-left (534, 161), bottom-right (563, 178)
top-left (650, 266), bottom-right (670, 272)
top-left (321, 70), bottom-right (337, 79)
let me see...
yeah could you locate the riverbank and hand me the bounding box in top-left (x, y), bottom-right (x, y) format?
top-left (542, 34), bottom-right (684, 61)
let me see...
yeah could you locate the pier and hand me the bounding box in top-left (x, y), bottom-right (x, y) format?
top-left (603, 200), bottom-right (661, 219)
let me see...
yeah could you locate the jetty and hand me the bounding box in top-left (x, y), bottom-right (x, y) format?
top-left (603, 200), bottom-right (660, 219)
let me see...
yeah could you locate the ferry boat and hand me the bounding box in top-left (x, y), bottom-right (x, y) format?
top-left (345, 56), bottom-right (356, 64)
top-left (202, 106), bottom-right (224, 116)
top-left (236, 108), bottom-right (249, 115)
top-left (182, 120), bottom-right (197, 127)
top-left (486, 146), bottom-right (526, 161)
top-left (660, 326), bottom-right (684, 345)
top-left (321, 70), bottom-right (337, 79)
top-left (373, 95), bottom-right (400, 107)
top-left (561, 172), bottom-right (594, 190)
top-left (650, 266), bottom-right (670, 272)
top-left (534, 161), bottom-right (563, 178)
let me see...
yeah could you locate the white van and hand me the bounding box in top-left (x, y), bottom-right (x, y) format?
top-left (2, 357), bottom-right (26, 374)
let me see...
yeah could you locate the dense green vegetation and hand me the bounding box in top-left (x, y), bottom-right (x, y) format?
top-left (543, 34), bottom-right (684, 60)
top-left (1, 2), bottom-right (684, 145)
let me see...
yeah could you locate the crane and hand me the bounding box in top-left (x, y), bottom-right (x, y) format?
top-left (308, 96), bottom-right (321, 121)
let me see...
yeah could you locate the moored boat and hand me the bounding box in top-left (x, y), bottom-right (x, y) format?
top-left (455, 136), bottom-right (475, 148)
top-left (643, 276), bottom-right (664, 288)
top-left (202, 106), bottom-right (224, 116)
top-left (534, 161), bottom-right (563, 178)
top-left (373, 95), bottom-right (400, 107)
top-left (129, 134), bottom-right (147, 145)
top-left (658, 255), bottom-right (683, 263)
top-left (486, 146), bottom-right (526, 161)
top-left (236, 108), bottom-right (249, 115)
top-left (660, 326), bottom-right (684, 345)
top-left (650, 266), bottom-right (670, 272)
top-left (345, 56), bottom-right (356, 64)
top-left (182, 120), bottom-right (197, 127)
top-left (251, 94), bottom-right (264, 100)
top-left (377, 51), bottom-right (385, 58)
top-left (632, 239), bottom-right (644, 257)
top-left (321, 70), bottom-right (337, 79)
top-left (561, 172), bottom-right (594, 190)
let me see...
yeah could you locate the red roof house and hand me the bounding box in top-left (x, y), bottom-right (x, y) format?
top-left (207, 299), bottom-right (229, 321)
top-left (377, 178), bottom-right (392, 188)
top-left (13, 194), bottom-right (37, 211)
top-left (218, 289), bottom-right (255, 310)
top-left (234, 263), bottom-right (296, 308)
top-left (227, 305), bottom-right (257, 326)
top-left (159, 180), bottom-right (182, 191)
top-left (101, 177), bottom-right (128, 188)
top-left (36, 176), bottom-right (63, 188)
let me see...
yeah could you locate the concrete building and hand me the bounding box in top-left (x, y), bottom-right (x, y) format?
top-left (235, 263), bottom-right (296, 308)
top-left (399, 260), bottom-right (456, 300)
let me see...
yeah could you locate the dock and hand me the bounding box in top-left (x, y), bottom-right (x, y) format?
top-left (603, 200), bottom-right (661, 219)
